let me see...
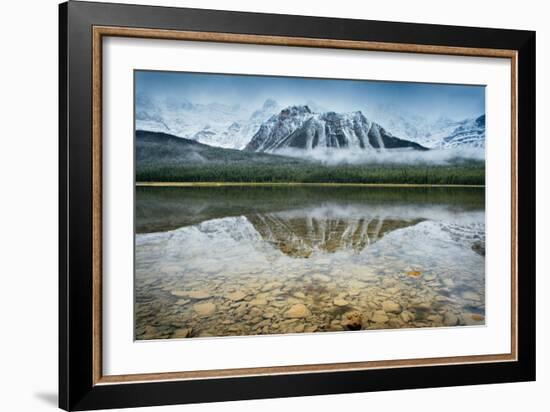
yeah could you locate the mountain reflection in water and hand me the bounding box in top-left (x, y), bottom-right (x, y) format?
top-left (135, 185), bottom-right (486, 340)
top-left (247, 208), bottom-right (424, 257)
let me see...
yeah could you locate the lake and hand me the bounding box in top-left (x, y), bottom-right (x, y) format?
top-left (135, 185), bottom-right (485, 340)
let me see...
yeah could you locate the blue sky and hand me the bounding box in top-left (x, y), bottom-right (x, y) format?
top-left (136, 70), bottom-right (485, 121)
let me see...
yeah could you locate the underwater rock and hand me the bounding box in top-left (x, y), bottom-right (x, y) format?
top-left (193, 302), bottom-right (216, 316)
top-left (382, 300), bottom-right (402, 314)
top-left (261, 282), bottom-right (281, 292)
top-left (462, 291), bottom-right (481, 301)
top-left (461, 312), bottom-right (485, 325)
top-left (226, 291), bottom-right (247, 301)
top-left (170, 290), bottom-right (189, 298)
top-left (172, 328), bottom-right (192, 338)
top-left (176, 290), bottom-right (212, 300)
top-left (342, 311), bottom-right (362, 330)
top-left (371, 311), bottom-right (389, 323)
top-left (249, 297), bottom-right (268, 306)
top-left (427, 314), bottom-right (443, 324)
top-left (333, 298), bottom-right (350, 306)
top-left (400, 310), bottom-right (415, 323)
top-left (284, 304), bottom-right (311, 318)
top-left (443, 312), bottom-right (459, 326)
top-left (293, 323), bottom-right (305, 333)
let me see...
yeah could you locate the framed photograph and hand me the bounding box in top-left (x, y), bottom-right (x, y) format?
top-left (59, 1), bottom-right (536, 410)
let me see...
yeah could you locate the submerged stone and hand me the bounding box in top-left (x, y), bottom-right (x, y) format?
top-left (462, 291), bottom-right (481, 301)
top-left (173, 290), bottom-right (212, 300)
top-left (226, 291), bottom-right (247, 301)
top-left (170, 290), bottom-right (189, 298)
top-left (193, 302), bottom-right (216, 316)
top-left (443, 313), bottom-right (459, 326)
top-left (342, 311), bottom-right (362, 331)
top-left (400, 310), bottom-right (415, 323)
top-left (382, 300), bottom-right (402, 314)
top-left (172, 328), bottom-right (192, 338)
top-left (333, 298), bottom-right (349, 307)
top-left (461, 312), bottom-right (485, 325)
top-left (293, 323), bottom-right (305, 333)
top-left (284, 304), bottom-right (311, 318)
top-left (261, 282), bottom-right (281, 292)
top-left (249, 297), bottom-right (268, 306)
top-left (371, 311), bottom-right (389, 323)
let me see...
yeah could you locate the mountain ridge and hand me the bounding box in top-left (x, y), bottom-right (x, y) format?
top-left (245, 105), bottom-right (428, 152)
top-left (136, 96), bottom-right (281, 149)
top-left (136, 95), bottom-right (485, 152)
top-left (368, 105), bottom-right (485, 149)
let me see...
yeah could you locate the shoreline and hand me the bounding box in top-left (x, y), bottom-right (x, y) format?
top-left (136, 182), bottom-right (485, 188)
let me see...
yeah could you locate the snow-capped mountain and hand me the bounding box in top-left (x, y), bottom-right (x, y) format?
top-left (136, 94), bottom-right (485, 151)
top-left (136, 93), bottom-right (246, 147)
top-left (437, 115), bottom-right (485, 149)
top-left (198, 99), bottom-right (281, 149)
top-left (245, 105), bottom-right (427, 152)
top-left (394, 114), bottom-right (485, 149)
top-left (135, 95), bottom-right (280, 149)
top-left (368, 105), bottom-right (485, 149)
top-left (244, 105), bottom-right (314, 151)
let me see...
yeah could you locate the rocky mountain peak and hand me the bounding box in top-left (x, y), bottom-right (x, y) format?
top-left (245, 106), bottom-right (427, 152)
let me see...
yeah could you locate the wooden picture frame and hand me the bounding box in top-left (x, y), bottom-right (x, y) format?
top-left (59, 1), bottom-right (535, 410)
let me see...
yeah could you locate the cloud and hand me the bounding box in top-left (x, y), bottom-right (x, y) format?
top-left (271, 147), bottom-right (485, 165)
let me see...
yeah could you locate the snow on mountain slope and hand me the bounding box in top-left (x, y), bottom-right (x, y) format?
top-left (136, 94), bottom-right (484, 151)
top-left (245, 105), bottom-right (427, 152)
top-left (411, 115), bottom-right (485, 149)
top-left (212, 99), bottom-right (281, 149)
top-left (438, 115), bottom-right (485, 149)
top-left (368, 106), bottom-right (485, 149)
top-left (244, 105), bottom-right (314, 151)
top-left (135, 95), bottom-right (280, 149)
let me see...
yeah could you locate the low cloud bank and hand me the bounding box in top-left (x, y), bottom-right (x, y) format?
top-left (272, 147), bottom-right (485, 165)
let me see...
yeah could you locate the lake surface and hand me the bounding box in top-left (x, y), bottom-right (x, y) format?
top-left (135, 185), bottom-right (485, 340)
